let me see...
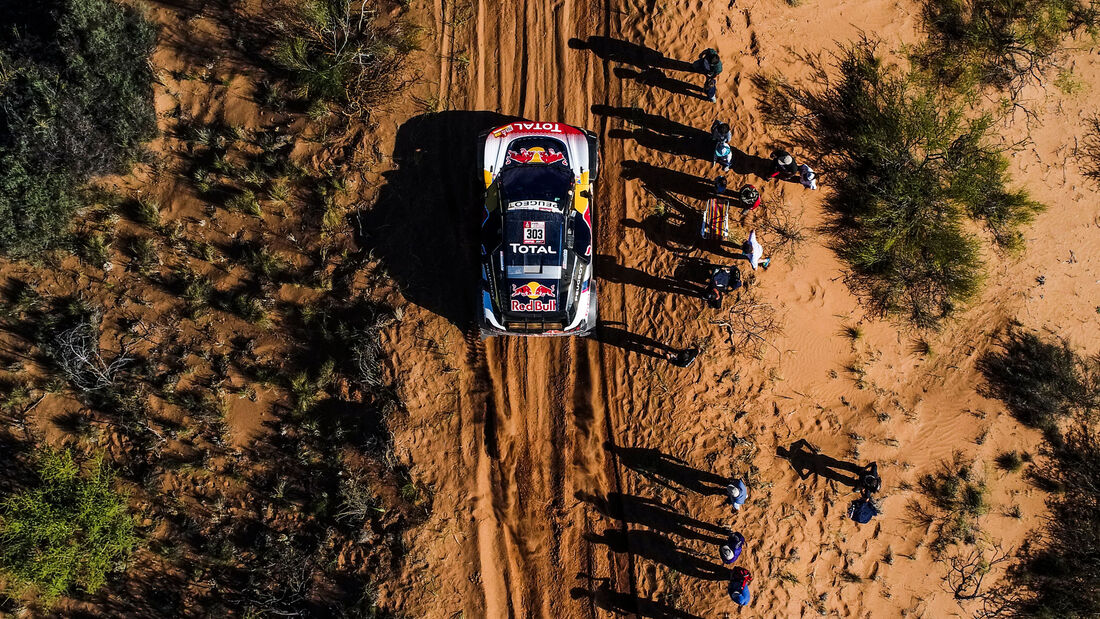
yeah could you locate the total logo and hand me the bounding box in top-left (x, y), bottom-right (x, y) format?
top-left (510, 243), bottom-right (557, 255)
top-left (513, 122), bottom-right (563, 133)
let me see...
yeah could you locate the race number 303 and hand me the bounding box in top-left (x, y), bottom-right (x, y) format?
top-left (522, 221), bottom-right (545, 245)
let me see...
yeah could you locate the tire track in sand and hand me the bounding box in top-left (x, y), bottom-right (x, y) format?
top-left (449, 0), bottom-right (635, 616)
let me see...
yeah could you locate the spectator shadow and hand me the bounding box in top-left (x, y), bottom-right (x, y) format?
top-left (776, 438), bottom-right (866, 487)
top-left (577, 491), bottom-right (728, 544)
top-left (615, 67), bottom-right (709, 100)
top-left (571, 579), bottom-right (703, 619)
top-left (610, 444), bottom-right (728, 496)
top-left (620, 160), bottom-right (715, 201)
top-left (568, 36), bottom-right (696, 72)
top-left (593, 104), bottom-right (709, 140)
top-left (356, 110), bottom-right (518, 328)
top-left (596, 324), bottom-right (680, 360)
top-left (586, 528), bottom-right (728, 581)
top-left (595, 254), bottom-right (704, 298)
top-left (610, 127), bottom-right (708, 159)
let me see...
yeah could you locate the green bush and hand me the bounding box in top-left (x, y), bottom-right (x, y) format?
top-left (754, 40), bottom-right (1044, 327)
top-left (915, 0), bottom-right (1100, 95)
top-left (274, 0), bottom-right (419, 117)
top-left (0, 0), bottom-right (157, 255)
top-left (0, 448), bottom-right (137, 604)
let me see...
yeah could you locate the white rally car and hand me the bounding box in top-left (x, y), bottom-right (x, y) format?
top-left (478, 121), bottom-right (598, 336)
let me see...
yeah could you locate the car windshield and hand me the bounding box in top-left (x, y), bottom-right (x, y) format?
top-left (499, 165), bottom-right (573, 207)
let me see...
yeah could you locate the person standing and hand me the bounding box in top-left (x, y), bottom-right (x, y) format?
top-left (664, 347), bottom-right (699, 367)
top-left (798, 163), bottom-right (818, 190)
top-left (714, 142), bottom-right (732, 171)
top-left (694, 48), bottom-right (723, 78)
top-left (770, 149), bottom-right (799, 179)
top-left (720, 532), bottom-right (746, 564)
top-left (729, 567), bottom-right (752, 606)
top-left (705, 265), bottom-right (741, 309)
top-left (704, 76), bottom-right (718, 102)
top-left (742, 230), bottom-right (770, 270)
top-left (727, 478), bottom-right (748, 511)
top-left (737, 184), bottom-right (761, 210)
top-left (711, 119), bottom-right (732, 145)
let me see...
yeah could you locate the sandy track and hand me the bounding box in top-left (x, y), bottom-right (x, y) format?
top-left (427, 0), bottom-right (640, 616)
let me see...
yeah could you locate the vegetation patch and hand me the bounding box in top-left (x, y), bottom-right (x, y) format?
top-left (0, 0), bottom-right (157, 255)
top-left (754, 40), bottom-right (1043, 327)
top-left (0, 448), bottom-right (137, 605)
top-left (914, 0), bottom-right (1100, 96)
top-left (274, 0), bottom-right (420, 118)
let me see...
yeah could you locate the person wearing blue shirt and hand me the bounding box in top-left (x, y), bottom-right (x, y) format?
top-left (727, 478), bottom-right (748, 511)
top-left (729, 567), bottom-right (752, 606)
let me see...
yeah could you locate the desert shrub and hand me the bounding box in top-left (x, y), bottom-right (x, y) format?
top-left (995, 450), bottom-right (1025, 472)
top-left (273, 0), bottom-right (419, 117)
top-left (0, 448), bottom-right (137, 604)
top-left (915, 0), bottom-right (1100, 95)
top-left (754, 40), bottom-right (1043, 327)
top-left (40, 310), bottom-right (132, 393)
top-left (978, 325), bottom-right (1096, 434)
top-left (1082, 115), bottom-right (1100, 186)
top-left (0, 0), bottom-right (157, 255)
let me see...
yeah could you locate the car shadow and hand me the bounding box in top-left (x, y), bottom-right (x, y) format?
top-left (355, 111), bottom-right (518, 329)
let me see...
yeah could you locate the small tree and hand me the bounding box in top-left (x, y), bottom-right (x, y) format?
top-left (0, 448), bottom-right (137, 604)
top-left (915, 0), bottom-right (1100, 96)
top-left (754, 40), bottom-right (1043, 327)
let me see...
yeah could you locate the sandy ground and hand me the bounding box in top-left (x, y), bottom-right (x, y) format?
top-left (371, 0), bottom-right (1100, 617)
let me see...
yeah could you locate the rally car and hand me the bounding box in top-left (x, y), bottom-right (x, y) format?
top-left (479, 121), bottom-right (598, 336)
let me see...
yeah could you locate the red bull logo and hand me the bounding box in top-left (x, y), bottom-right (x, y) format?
top-left (506, 147), bottom-right (567, 165)
top-left (511, 281), bottom-right (556, 299)
top-left (510, 282), bottom-right (557, 312)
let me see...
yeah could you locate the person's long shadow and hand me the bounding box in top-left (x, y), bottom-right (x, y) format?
top-left (611, 127), bottom-right (708, 159)
top-left (592, 105), bottom-right (709, 140)
top-left (587, 528), bottom-right (728, 581)
top-left (577, 491), bottom-right (728, 544)
top-left (596, 254), bottom-right (704, 299)
top-left (776, 438), bottom-right (865, 487)
top-left (568, 36), bottom-right (696, 72)
top-left (356, 110), bottom-right (517, 328)
top-left (621, 159), bottom-right (715, 202)
top-left (596, 324), bottom-right (679, 360)
top-left (610, 444), bottom-right (728, 496)
top-left (571, 578), bottom-right (703, 619)
top-left (615, 67), bottom-right (708, 100)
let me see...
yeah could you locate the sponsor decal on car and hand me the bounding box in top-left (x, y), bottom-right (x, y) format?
top-left (509, 243), bottom-right (557, 255)
top-left (511, 281), bottom-right (556, 299)
top-left (522, 221), bottom-right (545, 245)
top-left (506, 146), bottom-right (567, 166)
top-left (510, 281), bottom-right (557, 312)
top-left (511, 299), bottom-right (557, 312)
top-left (509, 199), bottom-right (558, 211)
